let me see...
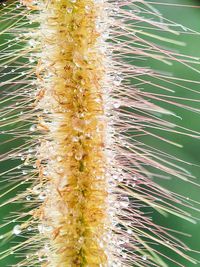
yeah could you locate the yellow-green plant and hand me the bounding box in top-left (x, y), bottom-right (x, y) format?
top-left (0, 0), bottom-right (199, 266)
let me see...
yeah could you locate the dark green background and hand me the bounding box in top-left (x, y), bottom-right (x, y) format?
top-left (0, 0), bottom-right (200, 266)
top-left (135, 0), bottom-right (200, 266)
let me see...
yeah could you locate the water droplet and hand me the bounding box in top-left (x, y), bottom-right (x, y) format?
top-left (127, 229), bottom-right (132, 234)
top-left (26, 195), bottom-right (31, 201)
top-left (72, 136), bottom-right (79, 142)
top-left (39, 192), bottom-right (47, 200)
top-left (85, 133), bottom-right (92, 139)
top-left (120, 196), bottom-right (129, 208)
top-left (38, 224), bottom-right (53, 234)
top-left (142, 255), bottom-right (147, 261)
top-left (39, 256), bottom-right (45, 262)
top-left (113, 100), bottom-right (121, 109)
top-left (122, 253), bottom-right (127, 259)
top-left (85, 5), bottom-right (91, 13)
top-left (13, 225), bottom-right (21, 236)
top-left (67, 7), bottom-right (73, 13)
top-left (0, 235), bottom-right (4, 239)
top-left (131, 182), bottom-right (136, 187)
top-left (57, 167), bottom-right (64, 174)
top-left (38, 224), bottom-right (45, 234)
top-left (113, 75), bottom-right (122, 86)
top-left (29, 58), bottom-right (35, 63)
top-left (29, 125), bottom-right (36, 132)
top-left (133, 175), bottom-right (138, 181)
top-left (28, 39), bottom-right (36, 47)
top-left (33, 185), bottom-right (41, 195)
top-left (56, 156), bottom-right (63, 162)
top-left (75, 150), bottom-right (83, 161)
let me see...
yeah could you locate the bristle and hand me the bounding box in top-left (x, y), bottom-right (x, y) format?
top-left (0, 0), bottom-right (199, 266)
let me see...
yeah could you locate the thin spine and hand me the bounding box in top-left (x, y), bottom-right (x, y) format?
top-left (0, 0), bottom-right (200, 267)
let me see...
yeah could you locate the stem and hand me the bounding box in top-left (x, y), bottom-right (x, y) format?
top-left (36, 0), bottom-right (110, 265)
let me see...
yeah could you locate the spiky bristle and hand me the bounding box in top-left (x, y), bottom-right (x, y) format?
top-left (0, 0), bottom-right (200, 266)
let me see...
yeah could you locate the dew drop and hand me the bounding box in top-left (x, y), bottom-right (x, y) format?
top-left (127, 229), bottom-right (132, 234)
top-left (142, 255), bottom-right (147, 261)
top-left (29, 57), bottom-right (35, 63)
top-left (113, 75), bottom-right (122, 86)
top-left (38, 224), bottom-right (53, 234)
top-left (38, 224), bottom-right (45, 234)
top-left (133, 175), bottom-right (138, 181)
top-left (131, 182), bottom-right (136, 188)
top-left (29, 124), bottom-right (36, 132)
top-left (75, 151), bottom-right (83, 161)
top-left (33, 185), bottom-right (41, 195)
top-left (120, 196), bottom-right (129, 208)
top-left (67, 8), bottom-right (73, 13)
top-left (72, 136), bottom-right (79, 142)
top-left (85, 5), bottom-right (91, 13)
top-left (113, 100), bottom-right (121, 109)
top-left (39, 192), bottom-right (47, 200)
top-left (26, 195), bottom-right (31, 201)
top-left (13, 225), bottom-right (21, 236)
top-left (29, 39), bottom-right (37, 47)
top-left (56, 156), bottom-right (63, 162)
top-left (0, 235), bottom-right (4, 240)
top-left (57, 167), bottom-right (64, 174)
top-left (39, 256), bottom-right (45, 262)
top-left (122, 253), bottom-right (127, 259)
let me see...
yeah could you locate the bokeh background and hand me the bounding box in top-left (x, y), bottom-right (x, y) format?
top-left (0, 0), bottom-right (200, 266)
top-left (134, 0), bottom-right (200, 266)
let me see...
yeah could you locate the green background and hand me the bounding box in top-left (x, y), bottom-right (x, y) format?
top-left (0, 0), bottom-right (200, 266)
top-left (134, 0), bottom-right (200, 266)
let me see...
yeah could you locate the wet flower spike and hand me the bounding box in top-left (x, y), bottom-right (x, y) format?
top-left (0, 0), bottom-right (200, 266)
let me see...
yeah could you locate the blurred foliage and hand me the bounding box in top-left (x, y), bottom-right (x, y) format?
top-left (0, 0), bottom-right (200, 266)
top-left (135, 0), bottom-right (200, 266)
